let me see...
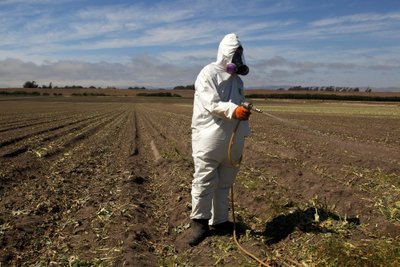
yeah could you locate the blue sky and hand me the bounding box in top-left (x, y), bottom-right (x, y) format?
top-left (1, 0), bottom-right (400, 90)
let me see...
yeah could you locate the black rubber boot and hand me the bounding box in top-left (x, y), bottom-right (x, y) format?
top-left (187, 219), bottom-right (209, 246)
top-left (210, 221), bottom-right (234, 234)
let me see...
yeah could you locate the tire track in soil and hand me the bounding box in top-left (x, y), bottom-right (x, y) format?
top-left (136, 112), bottom-right (166, 163)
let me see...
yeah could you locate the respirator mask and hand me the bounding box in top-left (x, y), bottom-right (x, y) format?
top-left (226, 46), bottom-right (249, 76)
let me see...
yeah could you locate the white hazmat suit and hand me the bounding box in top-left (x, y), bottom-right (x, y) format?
top-left (191, 33), bottom-right (250, 226)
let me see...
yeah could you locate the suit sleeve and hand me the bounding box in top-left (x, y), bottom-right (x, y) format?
top-left (195, 70), bottom-right (238, 119)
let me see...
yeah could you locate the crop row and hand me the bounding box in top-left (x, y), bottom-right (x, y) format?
top-left (0, 113), bottom-right (78, 134)
top-left (0, 110), bottom-right (119, 157)
top-left (42, 109), bottom-right (128, 158)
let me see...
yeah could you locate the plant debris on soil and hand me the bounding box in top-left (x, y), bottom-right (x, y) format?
top-left (0, 96), bottom-right (399, 266)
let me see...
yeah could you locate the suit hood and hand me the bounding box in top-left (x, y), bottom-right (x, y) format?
top-left (215, 33), bottom-right (242, 69)
top-left (213, 33), bottom-right (242, 84)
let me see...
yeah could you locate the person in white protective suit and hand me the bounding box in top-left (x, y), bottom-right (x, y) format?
top-left (188, 33), bottom-right (251, 246)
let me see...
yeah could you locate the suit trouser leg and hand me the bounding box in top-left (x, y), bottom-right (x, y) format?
top-left (210, 136), bottom-right (244, 225)
top-left (190, 157), bottom-right (220, 220)
top-left (209, 165), bottom-right (238, 225)
top-left (191, 135), bottom-right (245, 223)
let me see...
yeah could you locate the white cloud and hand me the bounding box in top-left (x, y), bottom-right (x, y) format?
top-left (0, 56), bottom-right (201, 88)
top-left (2, 49), bottom-right (400, 89)
top-left (0, 0), bottom-right (59, 4)
top-left (0, 1), bottom-right (400, 89)
top-left (310, 12), bottom-right (400, 27)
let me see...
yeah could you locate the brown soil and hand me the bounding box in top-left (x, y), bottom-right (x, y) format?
top-left (0, 96), bottom-right (399, 266)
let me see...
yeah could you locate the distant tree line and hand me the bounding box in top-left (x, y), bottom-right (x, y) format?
top-left (287, 85), bottom-right (373, 92)
top-left (0, 91), bottom-right (41, 96)
top-left (22, 81), bottom-right (197, 90)
top-left (137, 92), bottom-right (181, 97)
top-left (71, 93), bottom-right (109, 96)
top-left (22, 81), bottom-right (119, 89)
top-left (23, 81), bottom-right (39, 88)
top-left (173, 84), bottom-right (194, 90)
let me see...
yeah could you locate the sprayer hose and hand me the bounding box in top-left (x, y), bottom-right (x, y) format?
top-left (228, 120), bottom-right (270, 267)
top-left (230, 187), bottom-right (271, 267)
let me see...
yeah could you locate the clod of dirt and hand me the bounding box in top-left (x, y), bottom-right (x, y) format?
top-left (130, 176), bottom-right (146, 184)
top-left (14, 215), bottom-right (43, 233)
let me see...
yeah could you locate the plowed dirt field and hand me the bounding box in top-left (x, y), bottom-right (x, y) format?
top-left (1, 96), bottom-right (399, 266)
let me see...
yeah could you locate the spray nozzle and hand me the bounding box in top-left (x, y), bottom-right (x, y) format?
top-left (241, 101), bottom-right (263, 113)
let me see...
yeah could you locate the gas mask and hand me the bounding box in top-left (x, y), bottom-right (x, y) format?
top-left (226, 46), bottom-right (249, 75)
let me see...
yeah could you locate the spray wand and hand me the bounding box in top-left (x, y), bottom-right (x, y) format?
top-left (241, 101), bottom-right (263, 113)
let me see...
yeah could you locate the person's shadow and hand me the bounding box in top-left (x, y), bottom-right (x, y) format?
top-left (261, 207), bottom-right (360, 245)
